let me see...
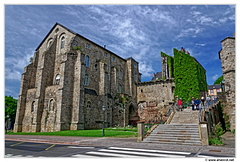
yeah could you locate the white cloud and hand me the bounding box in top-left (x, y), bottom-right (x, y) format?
top-left (211, 74), bottom-right (219, 81)
top-left (192, 11), bottom-right (202, 16)
top-left (139, 61), bottom-right (154, 78)
top-left (196, 43), bottom-right (206, 47)
top-left (176, 27), bottom-right (204, 39)
top-left (219, 17), bottom-right (228, 23)
top-left (5, 48), bottom-right (34, 81)
top-left (5, 68), bottom-right (22, 81)
top-left (198, 15), bottom-right (213, 24)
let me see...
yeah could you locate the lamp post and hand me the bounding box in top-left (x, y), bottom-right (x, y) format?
top-left (102, 106), bottom-right (106, 136)
top-left (221, 80), bottom-right (225, 92)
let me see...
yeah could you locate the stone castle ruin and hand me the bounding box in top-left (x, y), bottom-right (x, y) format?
top-left (14, 23), bottom-right (207, 132)
top-left (136, 47), bottom-right (208, 124)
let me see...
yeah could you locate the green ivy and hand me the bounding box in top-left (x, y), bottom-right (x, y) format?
top-left (161, 49), bottom-right (207, 102)
top-left (174, 48), bottom-right (207, 102)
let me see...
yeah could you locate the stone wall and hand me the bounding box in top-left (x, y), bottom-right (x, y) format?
top-left (219, 36), bottom-right (235, 130)
top-left (137, 79), bottom-right (175, 123)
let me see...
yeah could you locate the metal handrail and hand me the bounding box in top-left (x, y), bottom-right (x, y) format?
top-left (198, 98), bottom-right (219, 122)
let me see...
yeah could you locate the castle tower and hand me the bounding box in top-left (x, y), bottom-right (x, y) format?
top-left (219, 35), bottom-right (235, 130)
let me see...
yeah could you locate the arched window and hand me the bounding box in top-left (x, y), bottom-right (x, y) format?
top-left (86, 101), bottom-right (91, 109)
top-left (55, 74), bottom-right (60, 85)
top-left (118, 84), bottom-right (122, 93)
top-left (119, 69), bottom-right (123, 80)
top-left (85, 55), bottom-right (90, 67)
top-left (47, 38), bottom-right (53, 48)
top-left (31, 101), bottom-right (35, 113)
top-left (60, 36), bottom-right (65, 49)
top-left (49, 99), bottom-right (54, 111)
top-left (84, 74), bottom-right (89, 86)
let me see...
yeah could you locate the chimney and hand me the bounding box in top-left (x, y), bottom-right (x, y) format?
top-left (104, 44), bottom-right (106, 48)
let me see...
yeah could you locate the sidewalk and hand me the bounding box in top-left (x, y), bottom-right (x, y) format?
top-left (5, 134), bottom-right (235, 157)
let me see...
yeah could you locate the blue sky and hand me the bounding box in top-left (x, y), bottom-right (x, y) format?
top-left (5, 5), bottom-right (235, 99)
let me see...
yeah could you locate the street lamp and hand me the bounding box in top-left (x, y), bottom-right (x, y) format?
top-left (102, 106), bottom-right (106, 136)
top-left (221, 80), bottom-right (225, 92)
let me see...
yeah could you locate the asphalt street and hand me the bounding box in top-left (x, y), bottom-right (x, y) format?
top-left (5, 140), bottom-right (235, 158)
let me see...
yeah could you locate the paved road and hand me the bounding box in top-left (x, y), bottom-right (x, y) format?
top-left (5, 140), bottom-right (234, 158)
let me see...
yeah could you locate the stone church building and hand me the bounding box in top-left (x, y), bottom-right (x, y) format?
top-left (14, 23), bottom-right (141, 132)
top-left (14, 23), bottom-right (207, 132)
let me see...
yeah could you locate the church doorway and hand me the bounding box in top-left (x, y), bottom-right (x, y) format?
top-left (128, 104), bottom-right (140, 127)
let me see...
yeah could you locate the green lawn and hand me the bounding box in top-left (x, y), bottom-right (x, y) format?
top-left (6, 128), bottom-right (138, 138)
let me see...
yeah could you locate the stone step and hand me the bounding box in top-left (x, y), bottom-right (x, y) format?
top-left (144, 137), bottom-right (201, 143)
top-left (143, 141), bottom-right (202, 146)
top-left (151, 131), bottom-right (199, 135)
top-left (145, 136), bottom-right (200, 141)
top-left (143, 139), bottom-right (202, 145)
top-left (143, 123), bottom-right (202, 145)
top-left (148, 134), bottom-right (199, 139)
top-left (154, 126), bottom-right (199, 129)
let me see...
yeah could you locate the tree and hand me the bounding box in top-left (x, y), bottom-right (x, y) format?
top-left (5, 96), bottom-right (17, 121)
top-left (29, 57), bottom-right (33, 63)
top-left (214, 75), bottom-right (223, 85)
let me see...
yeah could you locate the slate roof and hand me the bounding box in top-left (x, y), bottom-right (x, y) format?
top-left (208, 84), bottom-right (221, 90)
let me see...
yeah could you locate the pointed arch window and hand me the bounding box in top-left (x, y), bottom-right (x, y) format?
top-left (60, 36), bottom-right (65, 49)
top-left (84, 74), bottom-right (89, 86)
top-left (55, 74), bottom-right (60, 85)
top-left (85, 55), bottom-right (90, 67)
top-left (31, 101), bottom-right (35, 113)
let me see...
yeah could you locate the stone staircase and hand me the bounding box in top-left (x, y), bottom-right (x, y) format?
top-left (170, 108), bottom-right (199, 124)
top-left (143, 108), bottom-right (202, 145)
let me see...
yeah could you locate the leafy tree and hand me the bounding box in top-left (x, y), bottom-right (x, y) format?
top-left (214, 75), bottom-right (223, 85)
top-left (5, 96), bottom-right (17, 121)
top-left (29, 57), bottom-right (33, 63)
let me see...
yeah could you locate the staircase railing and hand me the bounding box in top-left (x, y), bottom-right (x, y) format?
top-left (198, 98), bottom-right (219, 123)
top-left (165, 102), bottom-right (177, 124)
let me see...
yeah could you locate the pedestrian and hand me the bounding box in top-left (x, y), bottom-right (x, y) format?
top-left (194, 98), bottom-right (200, 110)
top-left (191, 98), bottom-right (195, 110)
top-left (201, 96), bottom-right (205, 111)
top-left (178, 98), bottom-right (183, 111)
top-left (206, 96), bottom-right (211, 108)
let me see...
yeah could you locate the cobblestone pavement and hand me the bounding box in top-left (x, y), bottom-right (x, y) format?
top-left (5, 134), bottom-right (235, 157)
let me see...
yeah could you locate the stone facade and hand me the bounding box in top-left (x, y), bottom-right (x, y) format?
top-left (137, 79), bottom-right (175, 123)
top-left (219, 35), bottom-right (235, 130)
top-left (14, 23), bottom-right (140, 132)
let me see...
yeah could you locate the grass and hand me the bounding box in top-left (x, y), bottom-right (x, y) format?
top-left (209, 137), bottom-right (224, 145)
top-left (6, 128), bottom-right (138, 138)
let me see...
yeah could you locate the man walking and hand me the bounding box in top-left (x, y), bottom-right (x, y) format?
top-left (206, 96), bottom-right (211, 108)
top-left (191, 98), bottom-right (195, 110)
top-left (194, 98), bottom-right (200, 110)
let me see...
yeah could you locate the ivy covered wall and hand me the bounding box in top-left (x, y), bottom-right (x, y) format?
top-left (174, 48), bottom-right (208, 102)
top-left (160, 48), bottom-right (208, 102)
